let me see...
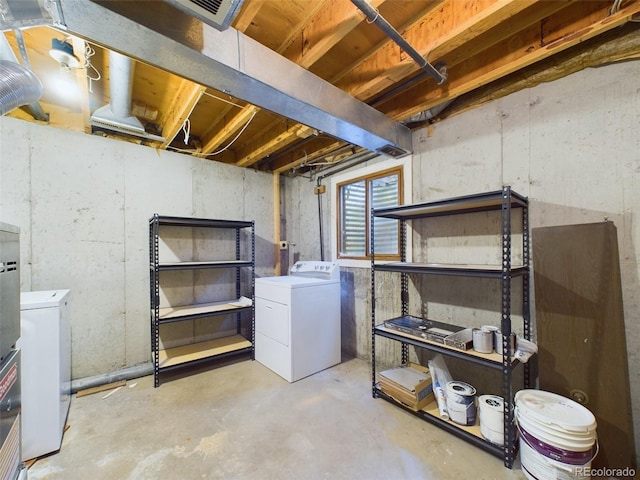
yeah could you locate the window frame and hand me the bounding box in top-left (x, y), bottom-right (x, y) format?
top-left (336, 166), bottom-right (403, 261)
top-left (330, 156), bottom-right (412, 269)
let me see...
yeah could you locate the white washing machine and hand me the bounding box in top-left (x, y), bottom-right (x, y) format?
top-left (255, 261), bottom-right (341, 382)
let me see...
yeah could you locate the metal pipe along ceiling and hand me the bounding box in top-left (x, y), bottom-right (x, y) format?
top-left (351, 0), bottom-right (447, 85)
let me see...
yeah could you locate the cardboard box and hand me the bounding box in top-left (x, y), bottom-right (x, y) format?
top-left (378, 362), bottom-right (434, 411)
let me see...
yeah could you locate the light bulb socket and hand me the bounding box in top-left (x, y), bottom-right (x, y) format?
top-left (49, 38), bottom-right (80, 68)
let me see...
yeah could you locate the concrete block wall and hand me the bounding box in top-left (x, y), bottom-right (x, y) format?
top-left (0, 118), bottom-right (275, 379)
top-left (285, 60), bottom-right (639, 462)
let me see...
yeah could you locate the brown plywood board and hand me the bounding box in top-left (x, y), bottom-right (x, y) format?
top-left (532, 222), bottom-right (635, 469)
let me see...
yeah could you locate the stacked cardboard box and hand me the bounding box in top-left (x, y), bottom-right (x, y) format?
top-left (378, 362), bottom-right (434, 411)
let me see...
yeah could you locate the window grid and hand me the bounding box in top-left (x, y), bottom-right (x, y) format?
top-left (337, 166), bottom-right (402, 260)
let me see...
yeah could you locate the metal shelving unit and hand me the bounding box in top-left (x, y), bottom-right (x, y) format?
top-left (370, 186), bottom-right (532, 469)
top-left (149, 214), bottom-right (255, 387)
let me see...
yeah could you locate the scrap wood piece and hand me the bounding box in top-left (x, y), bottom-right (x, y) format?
top-left (76, 380), bottom-right (126, 398)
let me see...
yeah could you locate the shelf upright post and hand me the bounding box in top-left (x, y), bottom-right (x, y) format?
top-left (370, 207), bottom-right (377, 398)
top-left (522, 199), bottom-right (535, 388)
top-left (251, 221), bottom-right (256, 359)
top-left (400, 218), bottom-right (408, 365)
top-left (150, 214), bottom-right (161, 388)
top-left (235, 226), bottom-right (242, 337)
top-left (500, 186), bottom-right (515, 468)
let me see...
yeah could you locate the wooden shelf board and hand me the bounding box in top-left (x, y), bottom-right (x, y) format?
top-left (159, 299), bottom-right (250, 320)
top-left (375, 325), bottom-right (515, 365)
top-left (420, 399), bottom-right (484, 437)
top-left (159, 335), bottom-right (252, 368)
top-left (376, 387), bottom-right (489, 443)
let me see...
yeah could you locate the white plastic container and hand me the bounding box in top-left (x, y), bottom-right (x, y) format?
top-left (515, 389), bottom-right (597, 480)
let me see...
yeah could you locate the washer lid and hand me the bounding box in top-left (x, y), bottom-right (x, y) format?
top-left (20, 289), bottom-right (70, 309)
top-left (515, 389), bottom-right (597, 434)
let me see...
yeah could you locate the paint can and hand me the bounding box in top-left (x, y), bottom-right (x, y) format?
top-left (494, 330), bottom-right (516, 356)
top-left (479, 394), bottom-right (504, 446)
top-left (515, 389), bottom-right (598, 480)
top-left (472, 328), bottom-right (493, 353)
top-left (446, 381), bottom-right (477, 426)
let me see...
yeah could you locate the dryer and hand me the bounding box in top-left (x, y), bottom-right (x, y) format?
top-left (255, 261), bottom-right (341, 382)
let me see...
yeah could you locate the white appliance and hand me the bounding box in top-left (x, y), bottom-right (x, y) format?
top-left (19, 290), bottom-right (71, 462)
top-left (255, 261), bottom-right (341, 382)
top-left (0, 222), bottom-right (23, 480)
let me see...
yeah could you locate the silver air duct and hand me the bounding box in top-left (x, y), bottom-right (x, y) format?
top-left (0, 32), bottom-right (43, 116)
top-left (89, 50), bottom-right (165, 142)
top-left (0, 59), bottom-right (43, 115)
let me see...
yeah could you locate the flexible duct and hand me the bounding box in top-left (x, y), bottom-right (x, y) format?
top-left (0, 59), bottom-right (43, 115)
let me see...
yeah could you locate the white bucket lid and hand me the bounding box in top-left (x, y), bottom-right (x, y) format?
top-left (515, 389), bottom-right (597, 435)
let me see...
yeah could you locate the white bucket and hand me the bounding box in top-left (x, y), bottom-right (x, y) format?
top-left (515, 390), bottom-right (598, 480)
top-left (479, 394), bottom-right (504, 446)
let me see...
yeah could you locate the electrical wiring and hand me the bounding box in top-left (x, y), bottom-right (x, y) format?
top-left (202, 90), bottom-right (246, 109)
top-left (83, 43), bottom-right (101, 93)
top-left (198, 109), bottom-right (257, 157)
top-left (609, 0), bottom-right (623, 14)
top-left (166, 90), bottom-right (256, 156)
top-left (163, 89), bottom-right (205, 148)
top-left (182, 118), bottom-right (191, 144)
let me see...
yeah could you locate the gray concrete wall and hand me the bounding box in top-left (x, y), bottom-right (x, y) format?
top-left (0, 117), bottom-right (275, 379)
top-left (285, 60), bottom-right (640, 461)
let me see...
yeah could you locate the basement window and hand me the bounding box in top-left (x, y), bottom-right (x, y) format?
top-left (335, 164), bottom-right (406, 262)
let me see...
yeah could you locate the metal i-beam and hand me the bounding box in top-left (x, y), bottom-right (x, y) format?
top-left (55, 0), bottom-right (413, 157)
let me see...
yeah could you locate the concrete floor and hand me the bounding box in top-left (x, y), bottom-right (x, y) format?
top-left (28, 357), bottom-right (528, 480)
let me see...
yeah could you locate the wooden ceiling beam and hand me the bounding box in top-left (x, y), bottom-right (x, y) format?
top-left (235, 123), bottom-right (318, 168)
top-left (227, 0), bottom-right (380, 170)
top-left (337, 0), bottom-right (558, 101)
top-left (199, 105), bottom-right (261, 156)
top-left (233, 0), bottom-right (267, 32)
top-left (231, 0), bottom-right (377, 170)
top-left (438, 24), bottom-right (640, 122)
top-left (271, 139), bottom-right (351, 174)
top-left (239, 0), bottom-right (536, 168)
top-left (282, 0), bottom-right (386, 68)
top-left (159, 79), bottom-right (206, 149)
top-left (377, 1), bottom-right (640, 120)
top-left (274, 1), bottom-right (325, 56)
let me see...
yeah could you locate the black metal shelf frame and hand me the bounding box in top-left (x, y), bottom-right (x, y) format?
top-left (149, 214), bottom-right (255, 388)
top-left (370, 186), bottom-right (532, 469)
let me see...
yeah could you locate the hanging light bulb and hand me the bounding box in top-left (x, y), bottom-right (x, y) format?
top-left (48, 38), bottom-right (80, 70)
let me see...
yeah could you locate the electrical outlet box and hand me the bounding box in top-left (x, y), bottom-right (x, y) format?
top-left (314, 185), bottom-right (326, 194)
top-left (279, 240), bottom-right (289, 250)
